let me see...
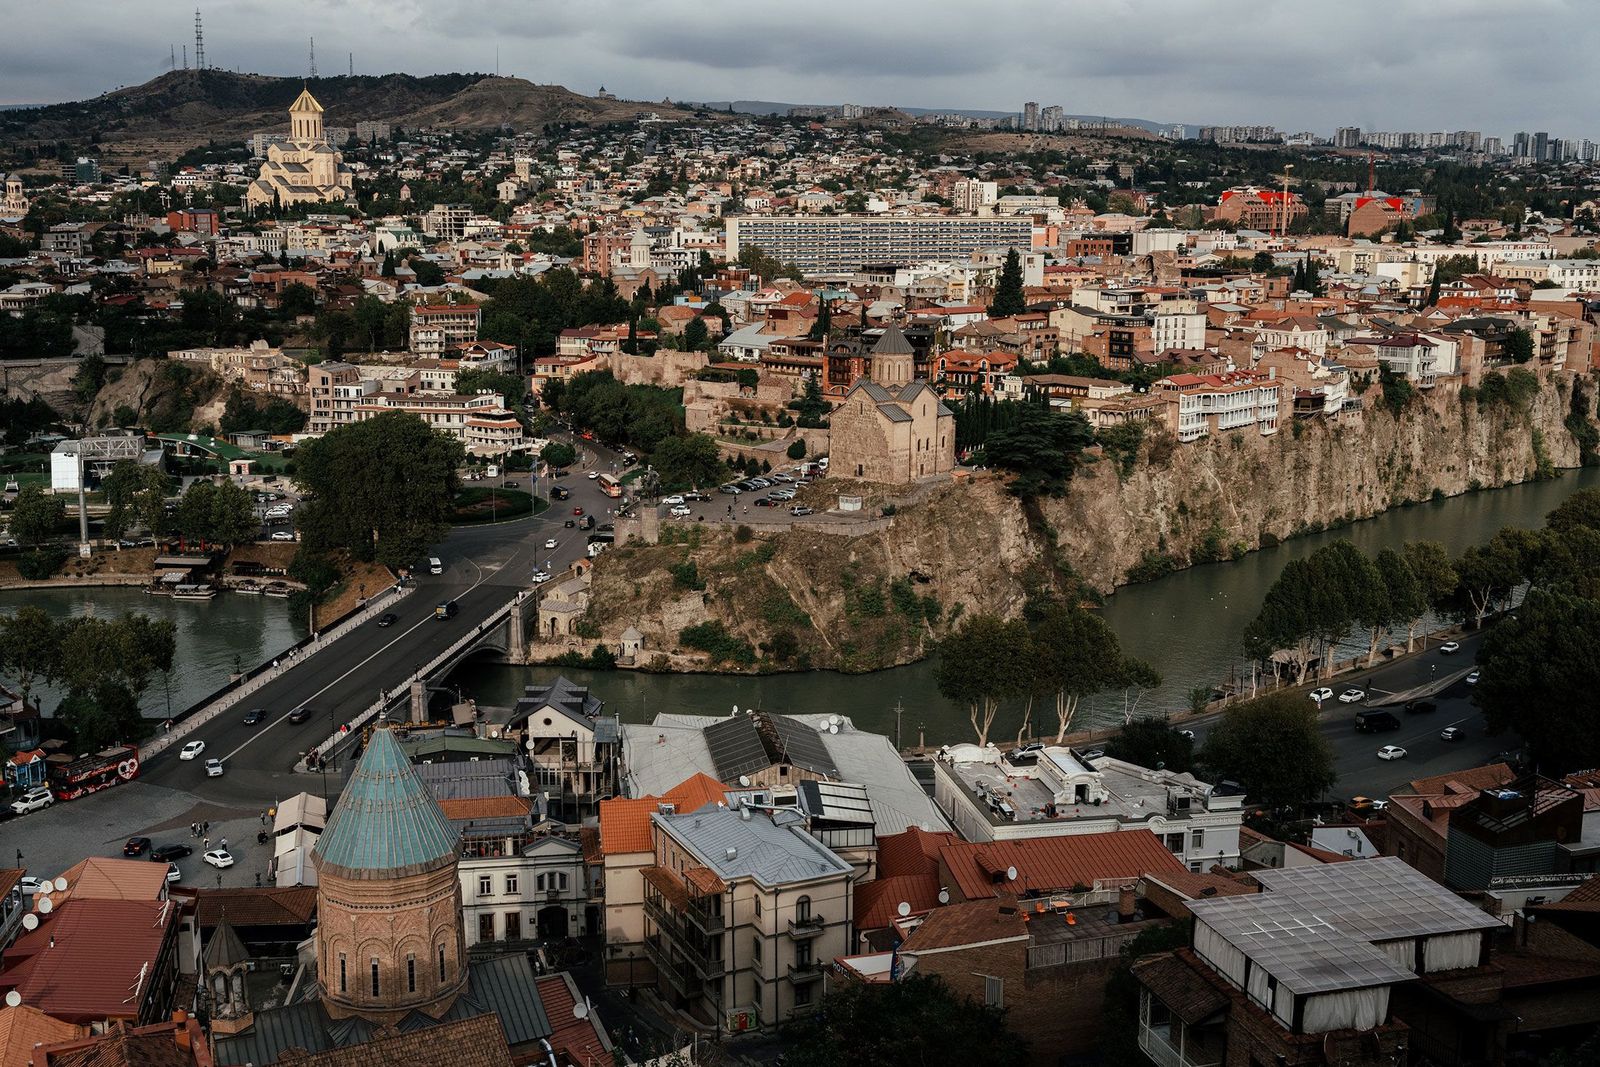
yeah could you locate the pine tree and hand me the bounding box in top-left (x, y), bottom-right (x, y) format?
top-left (989, 248), bottom-right (1027, 317)
top-left (809, 297), bottom-right (832, 341)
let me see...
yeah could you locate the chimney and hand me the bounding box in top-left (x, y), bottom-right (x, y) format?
top-left (1118, 887), bottom-right (1137, 919)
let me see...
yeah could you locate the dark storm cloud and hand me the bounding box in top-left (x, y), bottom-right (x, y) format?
top-left (4, 0), bottom-right (1597, 138)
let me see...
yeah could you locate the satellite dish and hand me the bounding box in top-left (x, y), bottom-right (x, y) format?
top-left (828, 724), bottom-right (838, 734)
top-left (937, 888), bottom-right (950, 905)
top-left (3, 991), bottom-right (18, 1008)
top-left (828, 715), bottom-right (839, 727)
top-left (36, 897), bottom-right (51, 914)
top-left (896, 901), bottom-right (911, 917)
top-left (52, 877), bottom-right (66, 892)
top-left (572, 1000), bottom-right (590, 1020)
top-left (732, 705), bottom-right (739, 716)
top-left (738, 775), bottom-right (751, 787)
top-left (1006, 865), bottom-right (1018, 882)
top-left (20, 915), bottom-right (37, 932)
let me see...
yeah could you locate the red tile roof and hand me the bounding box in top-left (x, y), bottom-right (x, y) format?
top-left (55, 858), bottom-right (170, 904)
top-left (877, 827), bottom-right (957, 879)
top-left (1404, 763), bottom-right (1515, 797)
top-left (939, 829), bottom-right (1186, 901)
top-left (599, 774), bottom-right (730, 855)
top-left (534, 974), bottom-right (613, 1067)
top-left (0, 1006), bottom-right (85, 1067)
top-left (900, 899), bottom-right (1029, 952)
top-left (191, 886), bottom-right (317, 929)
top-left (438, 796), bottom-right (533, 821)
top-left (0, 900), bottom-right (178, 1025)
top-left (856, 874), bottom-right (942, 930)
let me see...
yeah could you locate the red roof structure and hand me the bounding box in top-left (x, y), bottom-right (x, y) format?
top-left (938, 829), bottom-right (1186, 901)
top-left (0, 899), bottom-right (179, 1026)
top-left (534, 974), bottom-right (613, 1067)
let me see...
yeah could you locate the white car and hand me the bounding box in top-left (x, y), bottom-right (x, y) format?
top-left (1466, 669), bottom-right (1481, 685)
top-left (531, 569), bottom-right (551, 583)
top-left (10, 788), bottom-right (52, 815)
top-left (661, 495), bottom-right (685, 505)
top-left (1439, 641), bottom-right (1462, 654)
top-left (544, 538), bottom-right (558, 550)
top-left (1309, 687), bottom-right (1334, 703)
top-left (165, 863), bottom-right (182, 884)
top-left (670, 505), bottom-right (692, 518)
top-left (264, 506), bottom-right (292, 520)
top-left (179, 741), bottom-right (206, 761)
top-left (587, 472), bottom-right (599, 480)
top-left (1377, 745), bottom-right (1408, 761)
top-left (203, 849), bottom-right (234, 869)
top-left (204, 758), bottom-right (225, 778)
top-left (270, 530), bottom-right (296, 541)
top-left (1338, 688), bottom-right (1366, 704)
top-left (19, 877), bottom-right (47, 895)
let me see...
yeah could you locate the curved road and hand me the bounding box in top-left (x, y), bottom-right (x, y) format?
top-left (141, 449), bottom-right (627, 808)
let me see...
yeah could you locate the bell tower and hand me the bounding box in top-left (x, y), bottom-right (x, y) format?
top-left (289, 87), bottom-right (326, 143)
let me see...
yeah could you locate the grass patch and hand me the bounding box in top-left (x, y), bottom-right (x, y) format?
top-left (448, 488), bottom-right (544, 524)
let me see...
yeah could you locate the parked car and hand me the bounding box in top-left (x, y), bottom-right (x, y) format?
top-left (165, 863), bottom-right (182, 884)
top-left (203, 849), bottom-right (234, 869)
top-left (269, 530), bottom-right (296, 541)
top-left (684, 491), bottom-right (711, 501)
top-left (19, 877), bottom-right (46, 895)
top-left (718, 484), bottom-right (742, 495)
top-left (1377, 745), bottom-right (1408, 761)
top-left (13, 787), bottom-right (55, 815)
top-left (376, 612), bottom-right (398, 628)
top-left (123, 837), bottom-right (151, 857)
top-left (204, 759), bottom-right (225, 777)
top-left (754, 496), bottom-right (780, 507)
top-left (151, 843), bottom-right (193, 863)
top-left (1309, 687), bottom-right (1334, 703)
top-left (1078, 749), bottom-right (1105, 762)
top-left (662, 495), bottom-right (685, 505)
top-left (1439, 641), bottom-right (1462, 654)
top-left (1404, 699), bottom-right (1438, 714)
top-left (179, 740), bottom-right (206, 761)
top-left (288, 705), bottom-right (313, 724)
top-left (1440, 726), bottom-right (1464, 742)
top-left (1337, 688), bottom-right (1365, 704)
top-left (670, 505), bottom-right (692, 518)
top-left (790, 506), bottom-right (814, 516)
top-left (242, 708), bottom-right (266, 726)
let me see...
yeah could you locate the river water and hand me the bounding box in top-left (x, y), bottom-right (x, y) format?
top-left (4, 469), bottom-right (1595, 740)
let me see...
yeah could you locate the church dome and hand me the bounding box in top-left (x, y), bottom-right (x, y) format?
top-left (313, 728), bottom-right (459, 880)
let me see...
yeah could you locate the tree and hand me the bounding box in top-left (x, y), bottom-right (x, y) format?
top-left (790, 377), bottom-right (829, 428)
top-left (541, 442), bottom-right (576, 469)
top-left (1545, 487), bottom-right (1600, 534)
top-left (1452, 530), bottom-right (1526, 627)
top-left (984, 406), bottom-right (1093, 498)
top-left (1031, 602), bottom-right (1129, 742)
top-left (1199, 692), bottom-right (1337, 809)
top-left (1374, 548), bottom-right (1427, 653)
top-left (209, 478), bottom-right (258, 547)
top-left (652, 433), bottom-right (729, 490)
top-left (782, 973), bottom-right (1030, 1067)
top-left (279, 282), bottom-right (318, 317)
top-left (1106, 718), bottom-right (1195, 773)
top-left (786, 438), bottom-right (807, 460)
top-left (935, 614), bottom-right (1029, 747)
top-left (0, 605), bottom-right (61, 710)
top-left (1503, 328), bottom-right (1535, 365)
top-left (174, 481), bottom-right (217, 547)
top-left (1404, 539), bottom-right (1459, 623)
top-left (1475, 587), bottom-right (1600, 772)
top-left (101, 461), bottom-right (171, 540)
top-left (682, 316), bottom-right (709, 351)
top-left (988, 247), bottom-right (1027, 318)
top-left (809, 297), bottom-right (832, 341)
top-left (293, 412), bottom-right (464, 568)
top-left (9, 484), bottom-right (65, 546)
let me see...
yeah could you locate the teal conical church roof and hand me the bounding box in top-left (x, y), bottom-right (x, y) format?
top-left (313, 728), bottom-right (459, 880)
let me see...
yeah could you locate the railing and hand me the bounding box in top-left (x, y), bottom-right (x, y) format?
top-left (1138, 1024), bottom-right (1219, 1067)
top-left (642, 937), bottom-right (688, 989)
top-left (643, 899), bottom-right (725, 979)
top-left (1026, 929), bottom-right (1142, 970)
top-left (786, 960), bottom-right (825, 982)
top-left (786, 915), bottom-right (825, 938)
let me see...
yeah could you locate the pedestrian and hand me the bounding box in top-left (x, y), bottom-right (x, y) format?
top-left (220, 837), bottom-right (227, 850)
top-left (255, 873), bottom-right (261, 887)
top-left (259, 811), bottom-right (266, 826)
top-left (203, 837), bottom-right (209, 850)
top-left (203, 820), bottom-right (209, 835)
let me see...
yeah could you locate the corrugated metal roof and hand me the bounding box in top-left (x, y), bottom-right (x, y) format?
top-left (313, 729), bottom-right (460, 880)
top-left (655, 806), bottom-right (851, 888)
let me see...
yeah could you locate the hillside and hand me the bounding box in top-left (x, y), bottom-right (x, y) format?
top-left (0, 70), bottom-right (703, 155)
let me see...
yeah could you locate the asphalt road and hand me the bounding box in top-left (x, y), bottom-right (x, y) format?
top-left (1184, 630), bottom-right (1509, 800)
top-left (139, 443), bottom-right (629, 809)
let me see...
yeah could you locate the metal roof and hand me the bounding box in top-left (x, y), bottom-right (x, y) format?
top-left (797, 780), bottom-right (874, 825)
top-left (1190, 894), bottom-right (1415, 996)
top-left (1250, 856), bottom-right (1501, 942)
top-left (655, 805), bottom-right (852, 888)
top-left (702, 711), bottom-right (839, 782)
top-left (313, 728), bottom-right (460, 880)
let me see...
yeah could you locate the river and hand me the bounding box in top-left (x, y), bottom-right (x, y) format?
top-left (3, 468), bottom-right (1594, 742)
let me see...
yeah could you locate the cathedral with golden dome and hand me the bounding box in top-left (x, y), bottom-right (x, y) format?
top-left (244, 87), bottom-right (354, 211)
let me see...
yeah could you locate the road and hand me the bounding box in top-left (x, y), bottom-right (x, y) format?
top-left (1184, 630), bottom-right (1508, 800)
top-left (139, 442), bottom-right (630, 809)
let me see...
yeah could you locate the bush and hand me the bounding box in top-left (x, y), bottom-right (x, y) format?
top-left (786, 438), bottom-right (807, 460)
top-left (734, 524), bottom-right (754, 543)
top-left (15, 547), bottom-right (68, 580)
top-left (669, 560), bottom-right (705, 590)
top-left (542, 442), bottom-right (577, 469)
top-left (679, 620), bottom-right (755, 665)
top-left (1125, 550), bottom-right (1178, 584)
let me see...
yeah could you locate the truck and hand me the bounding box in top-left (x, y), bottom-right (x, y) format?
top-left (1354, 710), bottom-right (1401, 733)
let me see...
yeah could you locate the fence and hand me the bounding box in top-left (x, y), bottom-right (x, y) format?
top-left (1026, 928), bottom-right (1143, 970)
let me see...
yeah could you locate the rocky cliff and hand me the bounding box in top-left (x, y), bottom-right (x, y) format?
top-left (582, 373), bottom-right (1596, 672)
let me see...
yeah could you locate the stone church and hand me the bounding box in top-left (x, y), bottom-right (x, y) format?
top-left (244, 88), bottom-right (355, 210)
top-left (828, 326), bottom-right (957, 483)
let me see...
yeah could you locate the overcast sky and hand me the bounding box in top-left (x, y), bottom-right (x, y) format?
top-left (5, 0), bottom-right (1595, 138)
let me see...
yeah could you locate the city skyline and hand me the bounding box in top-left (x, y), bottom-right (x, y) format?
top-left (5, 0), bottom-right (1600, 141)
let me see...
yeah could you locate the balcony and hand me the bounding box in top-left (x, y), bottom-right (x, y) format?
top-left (1138, 1023), bottom-right (1219, 1067)
top-left (786, 915), bottom-right (826, 938)
top-left (787, 960), bottom-right (826, 983)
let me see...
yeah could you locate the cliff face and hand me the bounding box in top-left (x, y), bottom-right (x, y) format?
top-left (583, 375), bottom-right (1595, 671)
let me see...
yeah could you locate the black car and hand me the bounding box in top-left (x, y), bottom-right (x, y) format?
top-left (503, 480), bottom-right (519, 488)
top-left (123, 836), bottom-right (151, 857)
top-left (684, 491), bottom-right (711, 502)
top-left (376, 612), bottom-right (399, 628)
top-left (288, 705), bottom-right (314, 725)
top-left (1404, 699), bottom-right (1438, 714)
top-left (564, 519), bottom-right (575, 528)
top-left (1354, 710), bottom-right (1401, 733)
top-left (243, 708), bottom-right (266, 725)
top-left (150, 843), bottom-right (193, 863)
top-left (551, 486), bottom-right (571, 500)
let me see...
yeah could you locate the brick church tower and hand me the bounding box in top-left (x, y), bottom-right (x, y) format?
top-left (313, 727), bottom-right (468, 1024)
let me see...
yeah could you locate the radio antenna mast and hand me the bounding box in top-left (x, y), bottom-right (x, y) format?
top-left (309, 37), bottom-right (317, 79)
top-left (194, 9), bottom-right (205, 70)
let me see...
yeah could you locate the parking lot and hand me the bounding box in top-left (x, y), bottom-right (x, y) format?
top-left (655, 462), bottom-right (843, 527)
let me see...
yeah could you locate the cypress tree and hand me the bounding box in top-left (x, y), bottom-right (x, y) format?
top-left (989, 248), bottom-right (1027, 317)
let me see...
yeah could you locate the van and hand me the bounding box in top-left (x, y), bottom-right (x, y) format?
top-left (428, 557), bottom-right (443, 575)
top-left (579, 514), bottom-right (596, 531)
top-left (1354, 710), bottom-right (1401, 733)
top-left (434, 600), bottom-right (459, 620)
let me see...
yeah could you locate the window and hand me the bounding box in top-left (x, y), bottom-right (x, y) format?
top-left (982, 974), bottom-right (1004, 1008)
top-left (536, 873), bottom-right (546, 892)
top-left (479, 913), bottom-right (496, 942)
top-left (506, 912), bottom-right (522, 940)
top-left (438, 945), bottom-right (447, 983)
top-left (796, 896), bottom-right (812, 922)
top-left (751, 935), bottom-right (762, 964)
top-left (754, 895), bottom-right (762, 917)
top-left (1165, 833), bottom-right (1185, 854)
top-left (407, 955), bottom-right (416, 994)
top-left (1191, 829), bottom-right (1205, 849)
top-left (338, 953), bottom-right (347, 994)
top-left (370, 959), bottom-right (380, 998)
top-left (795, 981), bottom-right (813, 1006)
top-left (558, 872), bottom-right (568, 892)
top-left (505, 874), bottom-right (519, 895)
top-left (796, 940), bottom-right (813, 967)
top-left (478, 875), bottom-right (493, 896)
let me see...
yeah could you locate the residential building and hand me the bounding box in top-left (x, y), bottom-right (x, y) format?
top-left (951, 179), bottom-right (998, 212)
top-left (507, 677), bottom-right (621, 823)
top-left (244, 89), bottom-right (354, 210)
top-left (449, 793), bottom-right (588, 948)
top-left (1156, 370), bottom-right (1283, 442)
top-left (932, 746), bottom-right (1245, 869)
top-left (420, 204), bottom-right (473, 240)
top-left (307, 361), bottom-right (367, 434)
top-left (169, 340), bottom-right (306, 397)
top-left (351, 389), bottom-right (523, 455)
top-left (410, 302), bottom-right (482, 355)
top-left (725, 215), bottom-right (1033, 274)
top-left (1211, 187), bottom-right (1307, 231)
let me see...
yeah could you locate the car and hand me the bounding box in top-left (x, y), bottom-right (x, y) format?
top-left (754, 496), bottom-right (780, 507)
top-left (178, 740), bottom-right (206, 761)
top-left (769, 490), bottom-right (796, 501)
top-left (1439, 640), bottom-right (1462, 654)
top-left (435, 600), bottom-right (459, 620)
top-left (1377, 745), bottom-right (1408, 761)
top-left (598, 522), bottom-right (614, 532)
top-left (550, 486), bottom-right (571, 500)
top-left (1079, 749), bottom-right (1105, 762)
top-left (587, 471), bottom-right (599, 480)
top-left (1338, 688), bottom-right (1365, 704)
top-left (203, 849), bottom-right (234, 869)
top-left (288, 705), bottom-right (314, 725)
top-left (662, 495), bottom-right (685, 505)
top-left (670, 505), bottom-right (692, 518)
top-left (1178, 729), bottom-right (1196, 741)
top-left (1440, 726), bottom-right (1464, 742)
top-left (750, 478), bottom-right (773, 489)
top-left (1404, 699), bottom-right (1438, 714)
top-left (503, 480), bottom-right (519, 488)
top-left (790, 505), bottom-right (814, 516)
top-left (19, 877), bottom-right (46, 895)
top-left (1355, 710), bottom-right (1401, 732)
top-left (544, 538), bottom-right (558, 550)
top-left (772, 473), bottom-right (795, 483)
top-left (563, 518), bottom-right (575, 528)
top-left (531, 570), bottom-right (551, 583)
top-left (376, 612), bottom-right (399, 628)
top-left (165, 862), bottom-right (182, 884)
top-left (718, 484), bottom-right (742, 495)
top-left (1309, 687), bottom-right (1334, 703)
top-left (270, 530), bottom-right (296, 541)
top-left (151, 843), bottom-right (193, 863)
top-left (573, 507), bottom-right (584, 516)
top-left (242, 708), bottom-right (266, 725)
top-left (205, 759), bottom-right (225, 777)
top-left (623, 452), bottom-right (638, 465)
top-left (1466, 669), bottom-right (1481, 685)
top-left (684, 491), bottom-right (711, 502)
top-left (123, 837), bottom-right (151, 857)
top-left (1348, 796), bottom-right (1388, 813)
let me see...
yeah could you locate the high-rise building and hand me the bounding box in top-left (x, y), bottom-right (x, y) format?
top-left (1335, 126), bottom-right (1362, 148)
top-left (1533, 131), bottom-right (1550, 161)
top-left (725, 214), bottom-right (1033, 274)
top-left (1022, 101), bottom-right (1039, 132)
top-left (1040, 105), bottom-right (1064, 132)
top-left (1513, 131), bottom-right (1531, 158)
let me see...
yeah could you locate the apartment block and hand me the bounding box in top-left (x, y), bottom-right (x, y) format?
top-left (410, 302), bottom-right (482, 355)
top-left (1157, 370), bottom-right (1282, 442)
top-left (725, 214), bottom-right (1033, 274)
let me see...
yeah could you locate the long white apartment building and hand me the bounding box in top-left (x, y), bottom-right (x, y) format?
top-left (725, 214), bottom-right (1034, 274)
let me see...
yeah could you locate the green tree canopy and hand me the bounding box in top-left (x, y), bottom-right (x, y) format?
top-left (652, 434), bottom-right (729, 491)
top-left (541, 442), bottom-right (577, 469)
top-left (1105, 717), bottom-right (1196, 773)
top-left (293, 412), bottom-right (464, 568)
top-left (936, 613), bottom-right (1030, 747)
top-left (1475, 587), bottom-right (1600, 772)
top-left (1199, 691), bottom-right (1337, 809)
top-left (781, 973), bottom-right (1029, 1067)
top-left (983, 406), bottom-right (1093, 498)
top-left (988, 247), bottom-right (1027, 317)
top-left (101, 461), bottom-right (172, 540)
top-left (9, 483), bottom-right (66, 546)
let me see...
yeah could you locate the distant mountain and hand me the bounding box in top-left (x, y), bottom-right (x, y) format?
top-left (688, 98), bottom-right (1192, 136)
top-left (0, 70), bottom-right (703, 152)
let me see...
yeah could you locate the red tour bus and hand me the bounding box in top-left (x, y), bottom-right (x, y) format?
top-left (597, 473), bottom-right (623, 498)
top-left (47, 744), bottom-right (141, 801)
